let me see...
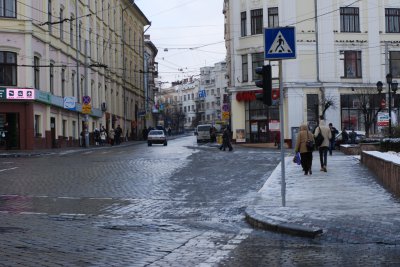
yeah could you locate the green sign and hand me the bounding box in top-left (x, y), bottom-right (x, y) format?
top-left (35, 90), bottom-right (51, 104)
top-left (0, 88), bottom-right (6, 99)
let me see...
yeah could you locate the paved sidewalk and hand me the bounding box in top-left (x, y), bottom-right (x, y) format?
top-left (245, 152), bottom-right (400, 243)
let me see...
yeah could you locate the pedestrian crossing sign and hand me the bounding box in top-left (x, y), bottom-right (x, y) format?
top-left (264, 27), bottom-right (296, 60)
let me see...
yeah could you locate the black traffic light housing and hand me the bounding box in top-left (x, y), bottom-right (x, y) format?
top-left (255, 64), bottom-right (272, 106)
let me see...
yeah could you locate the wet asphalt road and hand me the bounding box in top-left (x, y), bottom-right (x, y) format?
top-left (0, 136), bottom-right (399, 266)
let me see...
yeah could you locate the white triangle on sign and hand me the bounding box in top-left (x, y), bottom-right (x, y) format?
top-left (268, 31), bottom-right (293, 54)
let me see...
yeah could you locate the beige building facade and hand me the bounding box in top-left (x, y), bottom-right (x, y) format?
top-left (0, 0), bottom-right (150, 150)
top-left (224, 0), bottom-right (400, 145)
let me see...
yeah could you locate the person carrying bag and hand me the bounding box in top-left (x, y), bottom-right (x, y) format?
top-left (295, 124), bottom-right (315, 175)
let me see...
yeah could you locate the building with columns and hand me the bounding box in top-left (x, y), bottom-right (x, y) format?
top-left (0, 0), bottom-right (150, 150)
top-left (223, 0), bottom-right (400, 145)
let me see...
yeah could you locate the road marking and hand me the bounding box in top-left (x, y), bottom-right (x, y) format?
top-left (0, 167), bottom-right (18, 173)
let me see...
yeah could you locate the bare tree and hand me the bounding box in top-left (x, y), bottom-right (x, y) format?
top-left (353, 88), bottom-right (382, 138)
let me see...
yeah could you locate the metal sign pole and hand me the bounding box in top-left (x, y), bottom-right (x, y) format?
top-left (279, 60), bottom-right (286, 207)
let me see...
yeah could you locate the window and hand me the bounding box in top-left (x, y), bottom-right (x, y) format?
top-left (0, 0), bottom-right (16, 18)
top-left (88, 29), bottom-right (92, 57)
top-left (0, 51), bottom-right (17, 86)
top-left (340, 7), bottom-right (360, 32)
top-left (60, 7), bottom-right (64, 40)
top-left (78, 21), bottom-right (82, 51)
top-left (386, 8), bottom-right (400, 33)
top-left (48, 0), bottom-right (52, 33)
top-left (343, 51), bottom-right (362, 78)
top-left (34, 115), bottom-right (41, 136)
top-left (390, 51), bottom-right (400, 78)
top-left (242, 54), bottom-right (248, 82)
top-left (34, 56), bottom-right (40, 89)
top-left (61, 68), bottom-right (66, 97)
top-left (251, 9), bottom-right (263, 35)
top-left (80, 76), bottom-right (84, 101)
top-left (268, 7), bottom-right (279, 28)
top-left (49, 62), bottom-right (54, 94)
top-left (252, 52), bottom-right (264, 81)
top-left (240, 11), bottom-right (247, 37)
top-left (72, 121), bottom-right (76, 139)
top-left (71, 72), bottom-right (75, 97)
top-left (307, 94), bottom-right (319, 128)
top-left (62, 120), bottom-right (67, 137)
top-left (70, 14), bottom-right (74, 47)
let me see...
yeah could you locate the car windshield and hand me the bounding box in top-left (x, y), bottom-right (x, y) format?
top-left (149, 130), bottom-right (164, 135)
top-left (197, 126), bottom-right (210, 131)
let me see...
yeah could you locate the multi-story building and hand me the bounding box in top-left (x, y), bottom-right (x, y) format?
top-left (180, 79), bottom-right (198, 130)
top-left (224, 0), bottom-right (400, 145)
top-left (198, 62), bottom-right (229, 126)
top-left (144, 34), bottom-right (158, 133)
top-left (0, 0), bottom-right (149, 150)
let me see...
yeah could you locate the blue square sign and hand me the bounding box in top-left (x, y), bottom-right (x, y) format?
top-left (264, 27), bottom-right (296, 60)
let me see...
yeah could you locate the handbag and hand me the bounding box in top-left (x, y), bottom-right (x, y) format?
top-left (306, 139), bottom-right (314, 151)
top-left (315, 127), bottom-right (324, 147)
top-left (293, 152), bottom-right (301, 165)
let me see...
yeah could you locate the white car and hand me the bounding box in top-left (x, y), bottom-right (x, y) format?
top-left (147, 130), bottom-right (167, 146)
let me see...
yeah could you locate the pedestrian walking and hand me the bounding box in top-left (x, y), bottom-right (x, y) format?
top-left (210, 125), bottom-right (217, 142)
top-left (109, 128), bottom-right (115, 146)
top-left (2, 122), bottom-right (10, 150)
top-left (142, 127), bottom-right (148, 140)
top-left (349, 129), bottom-right (356, 144)
top-left (342, 128), bottom-right (349, 144)
top-left (328, 123), bottom-right (339, 155)
top-left (295, 124), bottom-right (314, 175)
top-left (115, 125), bottom-right (122, 145)
top-left (219, 127), bottom-right (233, 151)
top-left (94, 128), bottom-right (100, 146)
top-left (274, 131), bottom-right (281, 149)
top-left (100, 126), bottom-right (107, 146)
top-left (314, 119), bottom-right (332, 172)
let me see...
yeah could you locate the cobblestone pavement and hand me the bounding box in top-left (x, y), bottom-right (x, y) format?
top-left (0, 136), bottom-right (281, 266)
top-left (1, 138), bottom-right (400, 266)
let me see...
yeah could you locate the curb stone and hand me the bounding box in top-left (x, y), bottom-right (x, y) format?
top-left (245, 207), bottom-right (323, 238)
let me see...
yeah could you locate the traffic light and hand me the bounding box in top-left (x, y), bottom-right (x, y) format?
top-left (255, 64), bottom-right (272, 106)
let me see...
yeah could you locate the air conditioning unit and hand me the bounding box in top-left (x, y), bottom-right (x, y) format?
top-left (101, 102), bottom-right (107, 111)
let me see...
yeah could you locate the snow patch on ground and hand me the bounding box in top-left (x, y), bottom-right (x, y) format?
top-left (363, 151), bottom-right (400, 165)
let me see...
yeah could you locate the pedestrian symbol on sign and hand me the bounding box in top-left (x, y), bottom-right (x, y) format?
top-left (268, 31), bottom-right (292, 54)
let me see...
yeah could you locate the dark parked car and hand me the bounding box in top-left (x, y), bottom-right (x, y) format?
top-left (335, 130), bottom-right (365, 148)
top-left (147, 130), bottom-right (167, 146)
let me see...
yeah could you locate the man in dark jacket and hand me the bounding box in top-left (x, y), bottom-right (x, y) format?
top-left (328, 123), bottom-right (339, 155)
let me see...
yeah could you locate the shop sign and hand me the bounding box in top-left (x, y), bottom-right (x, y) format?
top-left (82, 104), bottom-right (92, 114)
top-left (7, 88), bottom-right (35, 100)
top-left (269, 120), bottom-right (280, 131)
top-left (377, 112), bottom-right (389, 127)
top-left (35, 90), bottom-right (51, 104)
top-left (222, 111), bottom-right (230, 120)
top-left (64, 96), bottom-right (76, 110)
top-left (0, 88), bottom-right (6, 99)
top-left (236, 129), bottom-right (245, 143)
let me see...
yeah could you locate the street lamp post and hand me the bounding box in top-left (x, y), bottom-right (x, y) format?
top-left (377, 73), bottom-right (398, 138)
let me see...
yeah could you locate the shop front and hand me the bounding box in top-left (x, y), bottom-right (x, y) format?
top-left (1, 88), bottom-right (104, 150)
top-left (247, 100), bottom-right (279, 143)
top-left (234, 90), bottom-right (280, 144)
top-left (0, 88), bottom-right (35, 150)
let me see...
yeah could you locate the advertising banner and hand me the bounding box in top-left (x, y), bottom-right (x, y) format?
top-left (6, 88), bottom-right (35, 100)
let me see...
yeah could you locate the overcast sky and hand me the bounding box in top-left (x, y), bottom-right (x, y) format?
top-left (135, 0), bottom-right (226, 86)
